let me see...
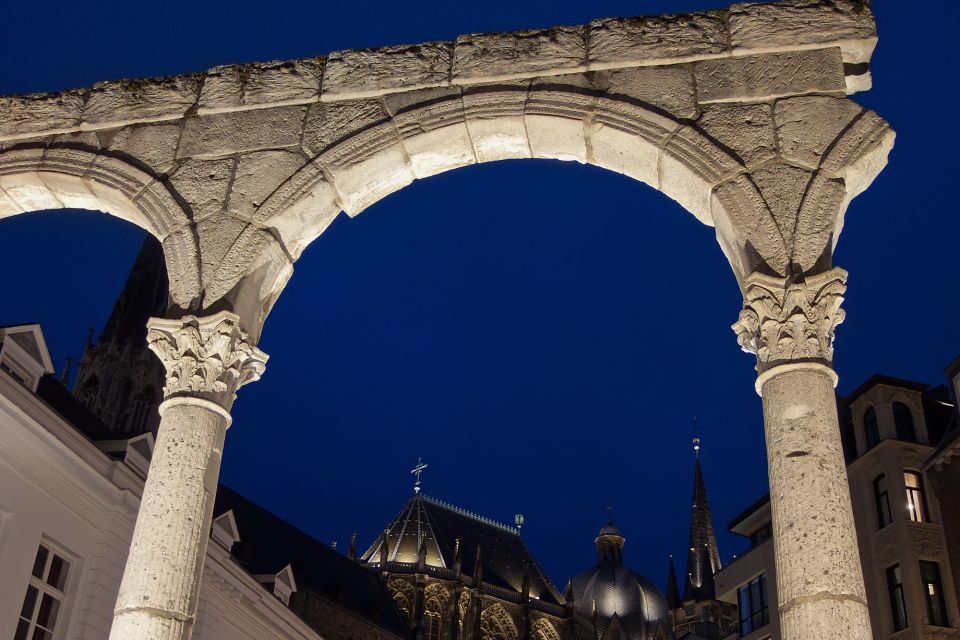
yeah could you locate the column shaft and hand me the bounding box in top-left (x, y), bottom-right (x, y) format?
top-left (760, 364), bottom-right (871, 640)
top-left (109, 400), bottom-right (228, 640)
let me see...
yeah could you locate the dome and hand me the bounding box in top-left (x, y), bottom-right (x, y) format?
top-left (572, 522), bottom-right (669, 640)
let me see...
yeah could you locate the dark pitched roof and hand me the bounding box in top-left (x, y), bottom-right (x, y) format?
top-left (35, 374), bottom-right (116, 441)
top-left (844, 374), bottom-right (928, 404)
top-left (213, 485), bottom-right (408, 638)
top-left (361, 494), bottom-right (563, 605)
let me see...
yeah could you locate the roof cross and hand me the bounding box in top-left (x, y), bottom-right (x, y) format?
top-left (411, 457), bottom-right (428, 494)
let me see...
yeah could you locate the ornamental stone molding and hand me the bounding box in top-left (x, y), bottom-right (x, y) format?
top-left (146, 311), bottom-right (268, 410)
top-left (732, 267), bottom-right (847, 374)
top-left (0, 0), bottom-right (894, 338)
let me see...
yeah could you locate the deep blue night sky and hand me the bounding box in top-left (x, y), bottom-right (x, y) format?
top-left (1, 0), bottom-right (958, 592)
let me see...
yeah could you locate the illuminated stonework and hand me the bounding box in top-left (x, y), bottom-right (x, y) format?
top-left (733, 268), bottom-right (847, 373)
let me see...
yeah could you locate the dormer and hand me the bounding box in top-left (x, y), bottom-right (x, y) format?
top-left (253, 564), bottom-right (297, 606)
top-left (211, 510), bottom-right (241, 550)
top-left (845, 375), bottom-right (931, 457)
top-left (0, 324), bottom-right (54, 392)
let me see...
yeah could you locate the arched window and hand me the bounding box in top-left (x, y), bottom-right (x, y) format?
top-left (904, 471), bottom-right (928, 523)
top-left (480, 604), bottom-right (517, 640)
top-left (423, 597), bottom-right (442, 640)
top-left (389, 579), bottom-right (415, 623)
top-left (893, 402), bottom-right (916, 442)
top-left (864, 407), bottom-right (880, 449)
top-left (874, 474), bottom-right (892, 529)
top-left (531, 619), bottom-right (561, 640)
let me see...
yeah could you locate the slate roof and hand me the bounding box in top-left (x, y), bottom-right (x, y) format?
top-left (214, 485), bottom-right (409, 638)
top-left (361, 494), bottom-right (563, 605)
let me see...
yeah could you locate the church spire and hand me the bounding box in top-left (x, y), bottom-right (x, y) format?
top-left (666, 555), bottom-right (682, 610)
top-left (72, 236), bottom-right (168, 436)
top-left (683, 425), bottom-right (722, 603)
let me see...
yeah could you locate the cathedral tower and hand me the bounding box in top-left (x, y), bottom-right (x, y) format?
top-left (72, 236), bottom-right (167, 436)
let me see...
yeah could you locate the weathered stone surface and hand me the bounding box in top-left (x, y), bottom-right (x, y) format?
top-left (0, 170), bottom-right (62, 212)
top-left (0, 185), bottom-right (23, 218)
top-left (199, 58), bottom-right (323, 114)
top-left (749, 162), bottom-right (813, 246)
top-left (774, 96), bottom-right (862, 169)
top-left (712, 175), bottom-right (788, 275)
top-left (169, 159), bottom-right (236, 220)
top-left (385, 88), bottom-right (475, 179)
top-left (453, 26), bottom-right (587, 83)
top-left (0, 90), bottom-right (86, 140)
top-left (695, 48), bottom-right (845, 104)
top-left (794, 173), bottom-right (845, 270)
top-left (177, 105), bottom-right (307, 158)
top-left (161, 225), bottom-right (202, 305)
top-left (588, 118), bottom-right (661, 187)
top-left (323, 42), bottom-right (451, 100)
top-left (660, 125), bottom-right (742, 224)
top-left (102, 123), bottom-right (182, 175)
top-left (227, 150), bottom-right (308, 221)
top-left (525, 75), bottom-right (594, 163)
top-left (84, 75), bottom-right (202, 126)
top-left (593, 65), bottom-right (696, 119)
top-left (462, 81), bottom-right (532, 162)
top-left (195, 213), bottom-right (251, 287)
top-left (730, 0), bottom-right (877, 63)
top-left (320, 128), bottom-right (414, 216)
top-left (696, 103), bottom-right (776, 167)
top-left (301, 99), bottom-right (388, 157)
top-left (588, 11), bottom-right (728, 68)
top-left (254, 162), bottom-right (342, 258)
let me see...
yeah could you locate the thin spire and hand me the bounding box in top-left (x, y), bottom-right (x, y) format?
top-left (666, 554), bottom-right (682, 609)
top-left (59, 356), bottom-right (73, 386)
top-left (683, 425), bottom-right (722, 603)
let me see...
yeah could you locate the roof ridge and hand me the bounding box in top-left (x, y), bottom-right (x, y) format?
top-left (421, 494), bottom-right (518, 534)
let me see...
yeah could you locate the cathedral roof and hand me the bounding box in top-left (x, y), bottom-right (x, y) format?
top-left (361, 493), bottom-right (563, 605)
top-left (683, 452), bottom-right (721, 603)
top-left (214, 486), bottom-right (409, 638)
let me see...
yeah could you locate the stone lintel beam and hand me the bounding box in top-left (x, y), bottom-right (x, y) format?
top-left (0, 0), bottom-right (877, 142)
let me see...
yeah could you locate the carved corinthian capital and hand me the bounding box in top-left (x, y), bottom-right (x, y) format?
top-left (732, 268), bottom-right (847, 374)
top-left (146, 311), bottom-right (268, 409)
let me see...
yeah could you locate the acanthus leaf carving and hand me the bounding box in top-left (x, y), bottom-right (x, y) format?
top-left (732, 267), bottom-right (847, 373)
top-left (146, 311), bottom-right (268, 410)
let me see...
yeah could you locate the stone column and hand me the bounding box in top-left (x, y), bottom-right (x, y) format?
top-left (732, 268), bottom-right (872, 640)
top-left (109, 311), bottom-right (267, 640)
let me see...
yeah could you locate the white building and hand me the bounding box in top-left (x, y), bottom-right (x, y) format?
top-left (0, 323), bottom-right (405, 640)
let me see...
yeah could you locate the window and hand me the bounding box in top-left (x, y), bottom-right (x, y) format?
top-left (864, 407), bottom-right (880, 449)
top-left (893, 402), bottom-right (917, 442)
top-left (737, 574), bottom-right (769, 636)
top-left (16, 544), bottom-right (71, 640)
top-left (887, 565), bottom-right (908, 631)
top-left (920, 561), bottom-right (949, 627)
top-left (423, 597), bottom-right (442, 640)
top-left (905, 472), bottom-right (928, 523)
top-left (874, 474), bottom-right (893, 529)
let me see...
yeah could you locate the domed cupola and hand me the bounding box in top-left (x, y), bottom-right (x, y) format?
top-left (572, 520), bottom-right (669, 640)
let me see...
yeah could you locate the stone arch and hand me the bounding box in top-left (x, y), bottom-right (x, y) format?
top-left (480, 602), bottom-right (518, 640)
top-left (254, 86), bottom-right (893, 328)
top-left (530, 618), bottom-right (561, 640)
top-left (423, 583), bottom-right (449, 640)
top-left (388, 578), bottom-right (415, 623)
top-left (0, 145), bottom-right (200, 308)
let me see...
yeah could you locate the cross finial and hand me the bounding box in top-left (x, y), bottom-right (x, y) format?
top-left (692, 414), bottom-right (701, 459)
top-left (411, 457), bottom-right (428, 494)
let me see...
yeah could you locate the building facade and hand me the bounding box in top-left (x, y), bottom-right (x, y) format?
top-left (715, 372), bottom-right (960, 640)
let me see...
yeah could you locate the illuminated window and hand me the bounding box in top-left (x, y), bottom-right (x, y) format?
top-left (864, 407), bottom-right (880, 449)
top-left (893, 402), bottom-right (916, 442)
top-left (874, 474), bottom-right (893, 529)
top-left (423, 597), bottom-right (442, 640)
top-left (737, 574), bottom-right (769, 635)
top-left (920, 561), bottom-right (949, 627)
top-left (887, 565), bottom-right (908, 632)
top-left (15, 544), bottom-right (71, 640)
top-left (905, 472), bottom-right (928, 523)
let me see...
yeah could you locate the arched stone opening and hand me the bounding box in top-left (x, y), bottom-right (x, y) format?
top-left (0, 146), bottom-right (200, 309)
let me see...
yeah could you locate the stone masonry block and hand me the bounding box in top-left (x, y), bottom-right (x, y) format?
top-left (102, 123), bottom-right (182, 176)
top-left (774, 96), bottom-right (862, 170)
top-left (199, 58), bottom-right (323, 113)
top-left (84, 75), bottom-right (203, 127)
top-left (323, 42), bottom-right (452, 100)
top-left (588, 11), bottom-right (728, 68)
top-left (729, 0), bottom-right (877, 64)
top-left (177, 105), bottom-right (307, 158)
top-left (0, 90), bottom-right (86, 140)
top-left (462, 81), bottom-right (532, 162)
top-left (694, 48), bottom-right (846, 104)
top-left (593, 65), bottom-right (696, 119)
top-left (169, 158), bottom-right (235, 221)
top-left (696, 103), bottom-right (776, 168)
top-left (301, 99), bottom-right (389, 157)
top-left (453, 26), bottom-right (587, 84)
top-left (228, 150), bottom-right (308, 219)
